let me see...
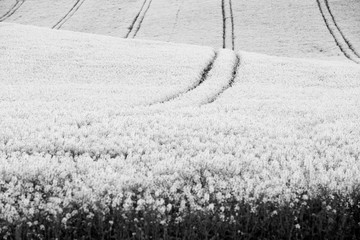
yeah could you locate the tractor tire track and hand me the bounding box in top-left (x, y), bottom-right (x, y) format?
top-left (52, 0), bottom-right (86, 30)
top-left (229, 0), bottom-right (235, 50)
top-left (125, 0), bottom-right (147, 38)
top-left (168, 0), bottom-right (185, 42)
top-left (125, 0), bottom-right (153, 38)
top-left (149, 51), bottom-right (218, 106)
top-left (221, 0), bottom-right (226, 49)
top-left (316, 0), bottom-right (360, 63)
top-left (221, 0), bottom-right (235, 50)
top-left (0, 0), bottom-right (25, 22)
top-left (206, 53), bottom-right (240, 104)
top-left (150, 50), bottom-right (240, 108)
top-left (324, 0), bottom-right (360, 58)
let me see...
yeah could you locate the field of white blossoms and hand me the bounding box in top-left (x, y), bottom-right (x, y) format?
top-left (1, 22), bottom-right (360, 239)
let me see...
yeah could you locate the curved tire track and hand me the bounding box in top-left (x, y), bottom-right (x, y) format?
top-left (125, 0), bottom-right (153, 38)
top-left (324, 0), bottom-right (360, 59)
top-left (52, 0), bottom-right (86, 29)
top-left (316, 0), bottom-right (360, 63)
top-left (206, 53), bottom-right (240, 104)
top-left (221, 0), bottom-right (235, 50)
top-left (168, 0), bottom-right (185, 42)
top-left (0, 0), bottom-right (25, 22)
top-left (149, 51), bottom-right (218, 106)
top-left (150, 49), bottom-right (241, 108)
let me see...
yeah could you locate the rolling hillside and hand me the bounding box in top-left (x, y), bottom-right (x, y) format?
top-left (0, 23), bottom-right (215, 108)
top-left (1, 22), bottom-right (360, 238)
top-left (1, 0), bottom-right (360, 238)
top-left (1, 0), bottom-right (359, 61)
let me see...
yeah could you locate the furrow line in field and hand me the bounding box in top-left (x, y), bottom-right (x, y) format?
top-left (52, 0), bottom-right (86, 29)
top-left (155, 49), bottom-right (239, 108)
top-left (221, 0), bottom-right (226, 49)
top-left (221, 0), bottom-right (235, 50)
top-left (206, 53), bottom-right (240, 104)
top-left (229, 0), bottom-right (235, 50)
top-left (149, 51), bottom-right (218, 106)
top-left (124, 0), bottom-right (147, 38)
top-left (126, 0), bottom-right (153, 38)
top-left (132, 0), bottom-right (152, 38)
top-left (168, 0), bottom-right (184, 42)
top-left (316, 0), bottom-right (360, 63)
top-left (324, 0), bottom-right (360, 58)
top-left (0, 0), bottom-right (25, 22)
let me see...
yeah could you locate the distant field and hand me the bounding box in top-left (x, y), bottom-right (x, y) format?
top-left (59, 0), bottom-right (146, 37)
top-left (135, 0), bottom-right (223, 49)
top-left (327, 0), bottom-right (360, 58)
top-left (231, 0), bottom-right (344, 60)
top-left (1, 0), bottom-right (359, 62)
top-left (0, 0), bottom-right (77, 27)
top-left (1, 23), bottom-right (360, 238)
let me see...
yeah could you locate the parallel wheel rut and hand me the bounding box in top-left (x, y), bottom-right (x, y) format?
top-left (52, 0), bottom-right (86, 29)
top-left (316, 0), bottom-right (360, 63)
top-left (221, 0), bottom-right (235, 50)
top-left (149, 50), bottom-right (241, 107)
top-left (149, 51), bottom-right (218, 106)
top-left (206, 53), bottom-right (240, 104)
top-left (125, 0), bottom-right (153, 38)
top-left (0, 0), bottom-right (25, 22)
top-left (324, 0), bottom-right (360, 58)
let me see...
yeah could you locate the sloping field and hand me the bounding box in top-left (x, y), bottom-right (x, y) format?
top-left (0, 23), bottom-right (214, 108)
top-left (231, 0), bottom-right (346, 60)
top-left (135, 0), bottom-right (223, 48)
top-left (61, 0), bottom-right (223, 47)
top-left (1, 24), bottom-right (360, 238)
top-left (1, 0), bottom-right (359, 62)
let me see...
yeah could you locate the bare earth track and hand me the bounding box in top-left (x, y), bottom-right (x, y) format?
top-left (52, 0), bottom-right (86, 29)
top-left (0, 0), bottom-right (24, 22)
top-left (125, 0), bottom-right (153, 38)
top-left (316, 0), bottom-right (360, 63)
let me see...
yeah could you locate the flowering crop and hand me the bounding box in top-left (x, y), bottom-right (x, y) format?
top-left (0, 23), bottom-right (214, 108)
top-left (1, 24), bottom-right (360, 239)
